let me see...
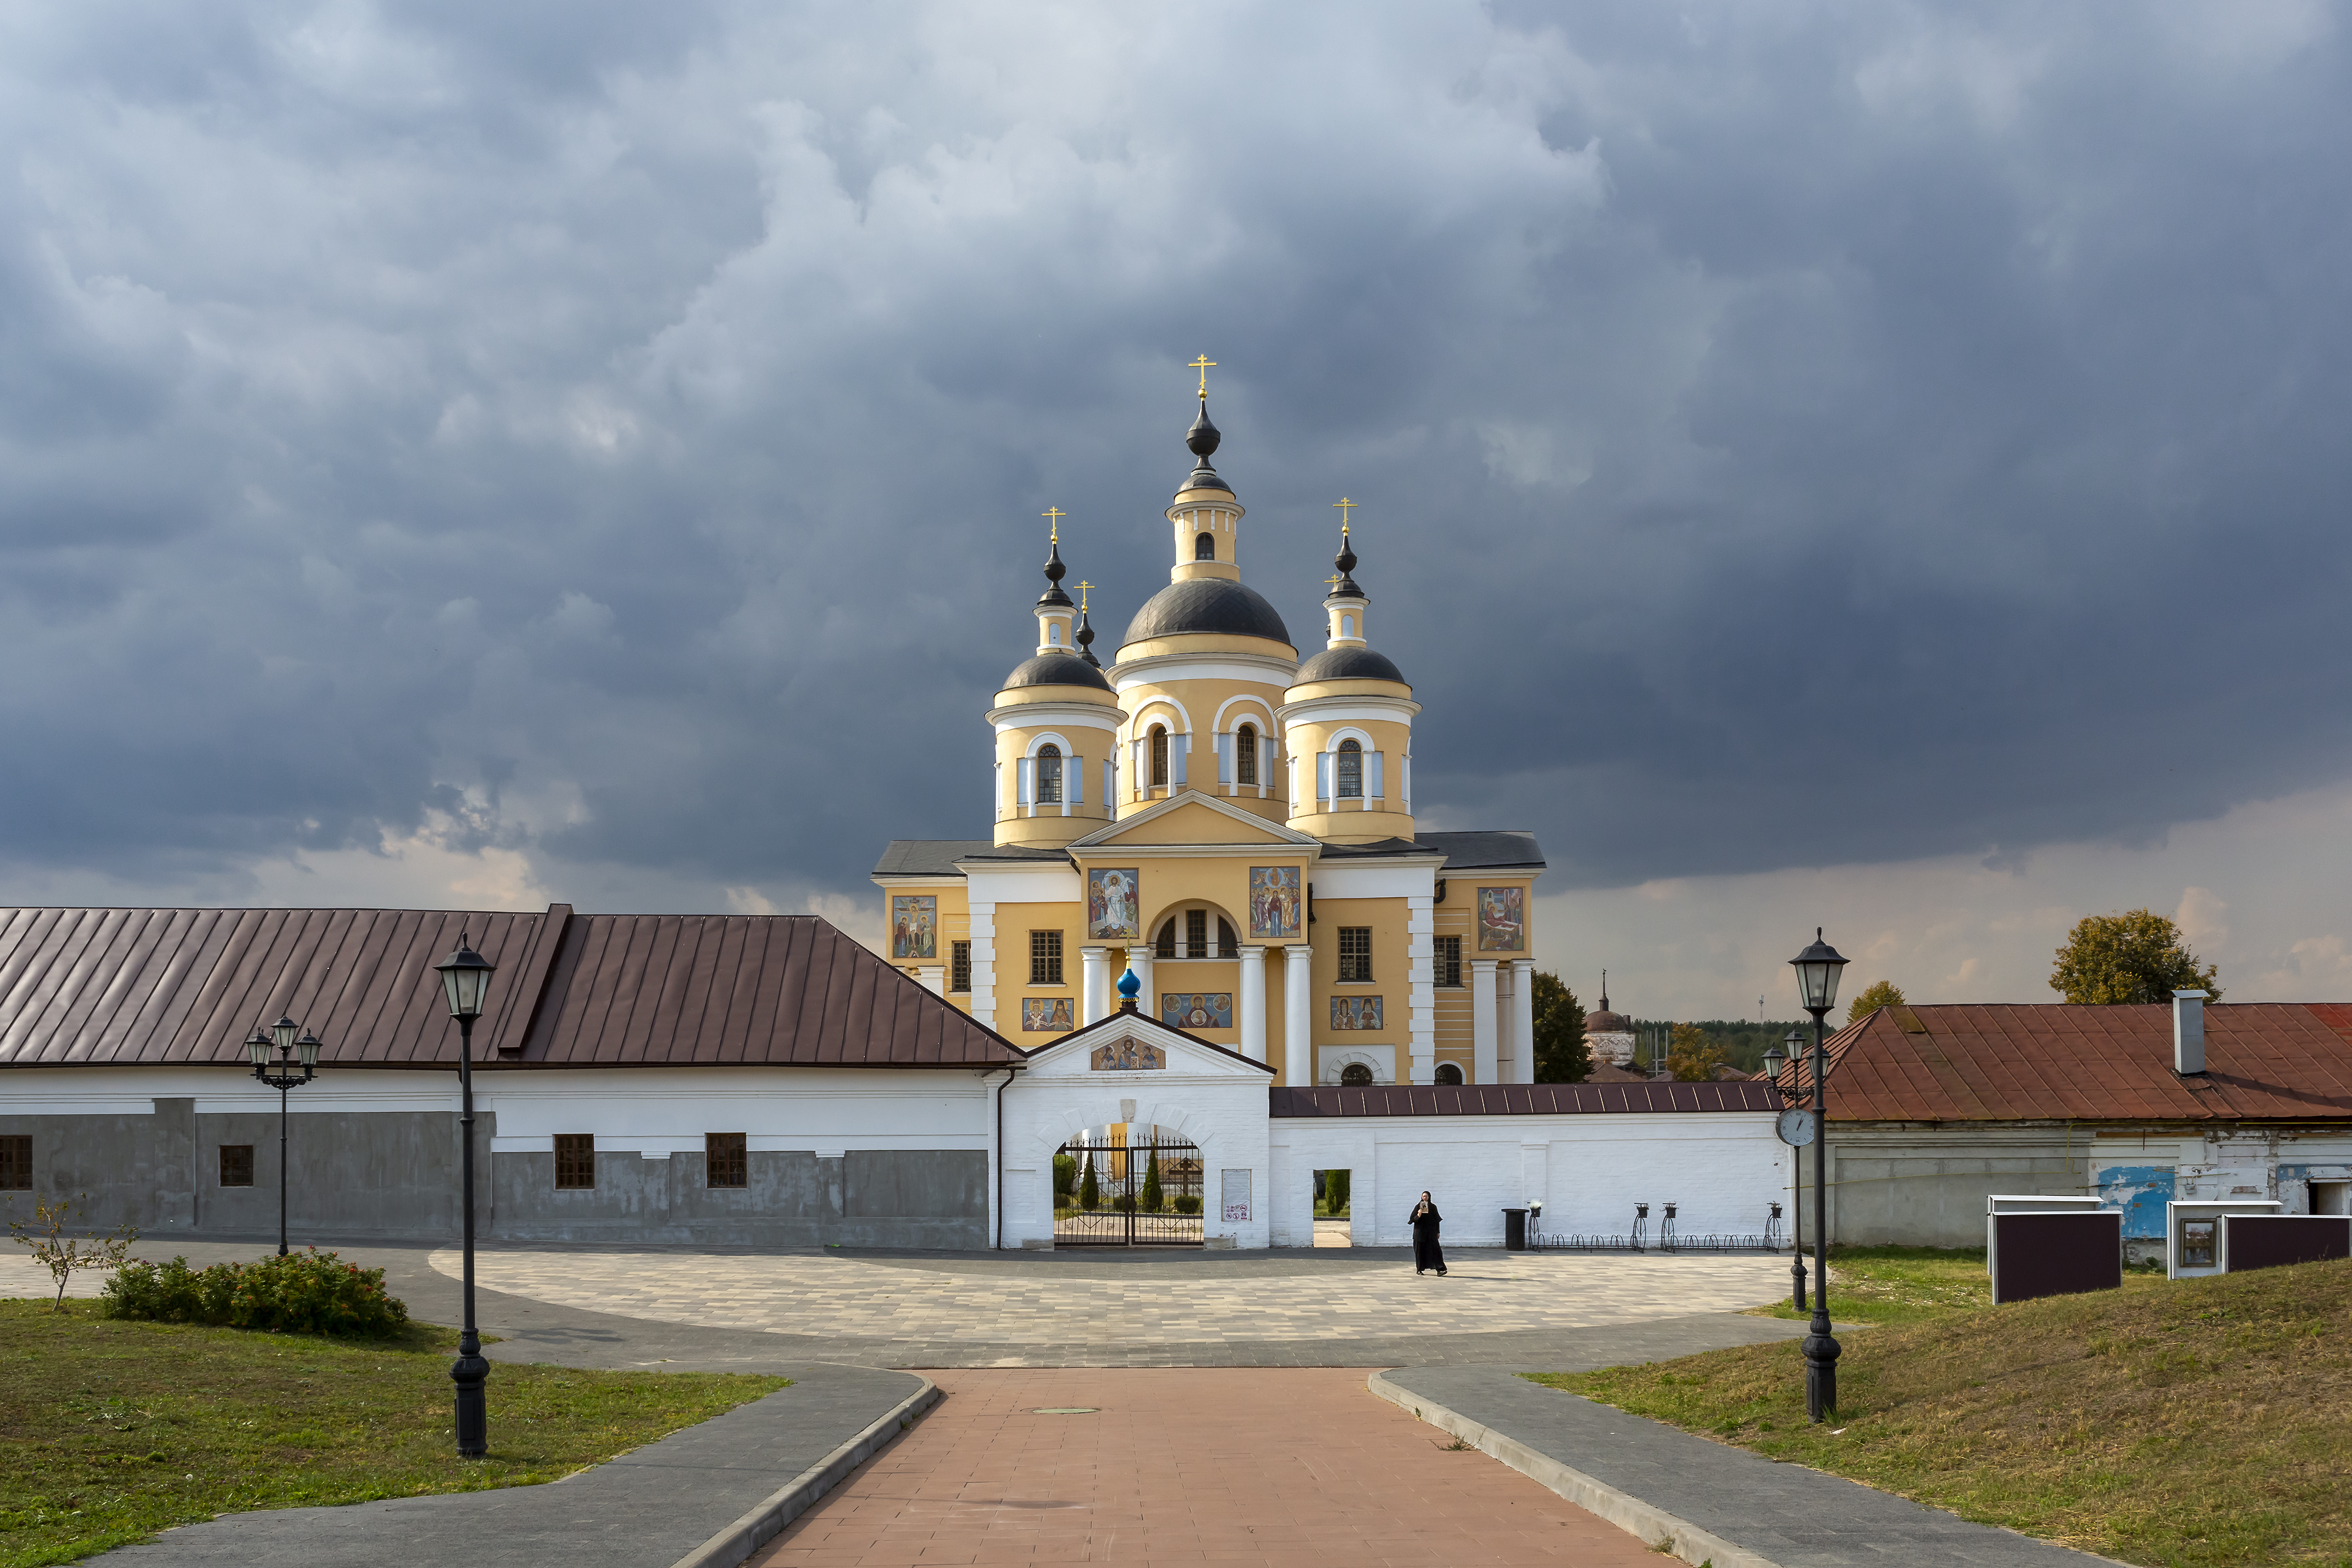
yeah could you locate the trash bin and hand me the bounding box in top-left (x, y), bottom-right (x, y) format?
top-left (1503, 1207), bottom-right (1529, 1251)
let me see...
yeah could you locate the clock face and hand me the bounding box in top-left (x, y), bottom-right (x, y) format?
top-left (1776, 1107), bottom-right (1818, 1148)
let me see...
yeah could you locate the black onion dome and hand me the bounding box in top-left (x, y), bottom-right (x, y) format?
top-left (1003, 651), bottom-right (1112, 692)
top-left (1121, 577), bottom-right (1292, 648)
top-left (1075, 607), bottom-right (1100, 668)
top-left (1292, 645), bottom-right (1406, 686)
top-left (1037, 537), bottom-right (1072, 608)
top-left (1175, 399), bottom-right (1233, 497)
top-left (1328, 526), bottom-right (1363, 599)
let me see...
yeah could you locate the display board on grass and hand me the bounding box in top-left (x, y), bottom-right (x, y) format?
top-left (2219, 1213), bottom-right (2352, 1273)
top-left (1987, 1195), bottom-right (2120, 1305)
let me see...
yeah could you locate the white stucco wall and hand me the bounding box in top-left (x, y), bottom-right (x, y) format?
top-left (1271, 1112), bottom-right (1786, 1248)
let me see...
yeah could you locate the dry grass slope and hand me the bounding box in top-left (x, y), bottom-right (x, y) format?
top-left (1535, 1256), bottom-right (2352, 1568)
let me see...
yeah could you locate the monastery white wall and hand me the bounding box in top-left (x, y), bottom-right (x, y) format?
top-left (1269, 1112), bottom-right (1786, 1248)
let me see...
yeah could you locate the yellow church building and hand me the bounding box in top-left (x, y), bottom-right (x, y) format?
top-left (874, 385), bottom-right (1544, 1086)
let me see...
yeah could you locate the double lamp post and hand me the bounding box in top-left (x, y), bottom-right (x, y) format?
top-left (1763, 928), bottom-right (1848, 1423)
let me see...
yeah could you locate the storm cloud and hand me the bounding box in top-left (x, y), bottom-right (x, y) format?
top-left (4, 1), bottom-right (2349, 950)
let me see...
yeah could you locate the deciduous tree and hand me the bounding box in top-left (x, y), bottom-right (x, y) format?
top-left (1665, 1022), bottom-right (1729, 1082)
top-left (1531, 971), bottom-right (1591, 1082)
top-left (1846, 979), bottom-right (1907, 1024)
top-left (2050, 910), bottom-right (2221, 1004)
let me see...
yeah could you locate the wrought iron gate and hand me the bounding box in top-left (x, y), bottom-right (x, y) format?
top-left (1054, 1128), bottom-right (1204, 1246)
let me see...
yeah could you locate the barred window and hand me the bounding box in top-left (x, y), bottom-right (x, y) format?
top-left (1217, 917), bottom-right (1238, 959)
top-left (706, 1132), bottom-right (747, 1189)
top-left (554, 1134), bottom-right (596, 1189)
top-left (1338, 927), bottom-right (1374, 984)
top-left (0, 1135), bottom-right (31, 1190)
top-left (1195, 531), bottom-right (1215, 560)
top-left (1185, 909), bottom-right (1207, 957)
top-left (1155, 918), bottom-right (1177, 959)
top-left (1434, 1062), bottom-right (1465, 1085)
top-left (1436, 935), bottom-right (1462, 988)
top-left (1037, 744), bottom-right (1063, 804)
top-left (950, 940), bottom-right (971, 993)
top-left (1340, 1062), bottom-right (1375, 1086)
top-left (219, 1145), bottom-right (255, 1186)
top-left (1336, 739), bottom-right (1363, 799)
top-left (1236, 724), bottom-right (1257, 785)
top-left (1150, 726), bottom-right (1169, 787)
top-left (1030, 930), bottom-right (1064, 987)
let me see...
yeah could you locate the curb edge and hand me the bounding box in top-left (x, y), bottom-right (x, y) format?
top-left (670, 1374), bottom-right (943, 1568)
top-left (1365, 1370), bottom-right (1781, 1568)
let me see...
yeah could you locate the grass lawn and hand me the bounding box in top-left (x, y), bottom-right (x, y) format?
top-left (0, 1299), bottom-right (786, 1567)
top-left (1746, 1243), bottom-right (2164, 1326)
top-left (1529, 1252), bottom-right (2352, 1567)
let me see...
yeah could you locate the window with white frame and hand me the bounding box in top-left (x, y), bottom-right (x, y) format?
top-left (1236, 724), bottom-right (1257, 785)
top-left (1037, 744), bottom-right (1062, 804)
top-left (1336, 738), bottom-right (1363, 799)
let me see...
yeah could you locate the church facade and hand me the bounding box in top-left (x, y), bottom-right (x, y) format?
top-left (877, 393), bottom-right (1544, 1088)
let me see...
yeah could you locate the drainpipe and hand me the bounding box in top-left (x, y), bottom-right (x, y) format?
top-left (993, 1064), bottom-right (1019, 1250)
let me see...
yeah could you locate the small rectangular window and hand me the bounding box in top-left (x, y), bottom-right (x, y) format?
top-left (1338, 927), bottom-right (1374, 984)
top-left (1436, 936), bottom-right (1462, 988)
top-left (1150, 728), bottom-right (1170, 787)
top-left (554, 1134), bottom-right (596, 1190)
top-left (950, 940), bottom-right (971, 993)
top-left (707, 1132), bottom-right (748, 1189)
top-left (1236, 727), bottom-right (1258, 785)
top-left (219, 1145), bottom-right (255, 1187)
top-left (1185, 909), bottom-right (1207, 957)
top-left (1030, 930), bottom-right (1064, 987)
top-left (0, 1135), bottom-right (31, 1190)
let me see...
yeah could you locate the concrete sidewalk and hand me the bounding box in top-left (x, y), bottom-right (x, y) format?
top-left (94, 1363), bottom-right (931, 1568)
top-left (1378, 1365), bottom-right (2119, 1568)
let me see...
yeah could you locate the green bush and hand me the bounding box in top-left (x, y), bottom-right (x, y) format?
top-left (1174, 1195), bottom-right (1202, 1215)
top-left (102, 1249), bottom-right (410, 1338)
top-left (1078, 1158), bottom-right (1100, 1211)
top-left (1324, 1169), bottom-right (1351, 1215)
top-left (1141, 1158), bottom-right (1163, 1212)
top-left (1053, 1152), bottom-right (1078, 1200)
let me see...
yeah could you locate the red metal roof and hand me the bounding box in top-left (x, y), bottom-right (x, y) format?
top-left (1785, 1003), bottom-right (2352, 1123)
top-left (0, 905), bottom-right (1022, 1069)
top-left (1271, 1081), bottom-right (1779, 1116)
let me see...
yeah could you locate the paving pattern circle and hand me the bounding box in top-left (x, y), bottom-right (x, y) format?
top-left (429, 1246), bottom-right (1787, 1345)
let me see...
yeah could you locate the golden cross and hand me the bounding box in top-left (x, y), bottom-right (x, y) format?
top-left (1332, 497), bottom-right (1356, 533)
top-left (1188, 355), bottom-right (1216, 397)
top-left (1077, 580), bottom-right (1093, 613)
top-left (1042, 506), bottom-right (1065, 543)
top-left (1325, 575), bottom-right (1345, 592)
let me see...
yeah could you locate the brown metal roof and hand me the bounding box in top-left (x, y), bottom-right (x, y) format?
top-left (1270, 1081), bottom-right (1779, 1116)
top-left (1783, 1002), bottom-right (2352, 1123)
top-left (0, 905), bottom-right (1023, 1070)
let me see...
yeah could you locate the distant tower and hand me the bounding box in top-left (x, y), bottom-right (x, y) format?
top-left (1584, 972), bottom-right (1636, 1067)
top-left (987, 521), bottom-right (1119, 847)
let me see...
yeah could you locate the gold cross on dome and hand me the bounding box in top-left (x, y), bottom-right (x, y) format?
top-left (1189, 356), bottom-right (1217, 397)
top-left (1332, 497), bottom-right (1356, 533)
top-left (1077, 580), bottom-right (1093, 613)
top-left (1042, 506), bottom-right (1065, 543)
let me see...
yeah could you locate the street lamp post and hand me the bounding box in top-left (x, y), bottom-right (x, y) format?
top-left (1788, 928), bottom-right (1848, 1422)
top-left (433, 933), bottom-right (497, 1459)
top-left (1763, 1026), bottom-right (1810, 1310)
top-left (245, 1015), bottom-right (324, 1258)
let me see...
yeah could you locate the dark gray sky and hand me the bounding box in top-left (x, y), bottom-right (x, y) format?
top-left (4, 2), bottom-right (2349, 1007)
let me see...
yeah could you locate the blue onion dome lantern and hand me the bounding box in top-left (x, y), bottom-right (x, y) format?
top-left (1117, 967), bottom-right (1142, 1011)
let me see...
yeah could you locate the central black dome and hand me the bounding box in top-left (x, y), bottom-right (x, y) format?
top-left (1120, 578), bottom-right (1293, 650)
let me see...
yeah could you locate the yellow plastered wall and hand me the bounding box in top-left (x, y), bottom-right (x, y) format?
top-left (990, 688), bottom-right (1118, 848)
top-left (1282, 708), bottom-right (1415, 843)
top-left (993, 900), bottom-right (1081, 1041)
top-left (1432, 892), bottom-right (1474, 1072)
top-left (1119, 676), bottom-right (1290, 825)
top-left (1309, 894), bottom-right (1412, 1059)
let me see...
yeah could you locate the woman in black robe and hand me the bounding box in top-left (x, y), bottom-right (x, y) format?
top-left (1409, 1191), bottom-right (1446, 1276)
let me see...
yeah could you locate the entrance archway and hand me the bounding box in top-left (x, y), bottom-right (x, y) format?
top-left (1054, 1125), bottom-right (1204, 1246)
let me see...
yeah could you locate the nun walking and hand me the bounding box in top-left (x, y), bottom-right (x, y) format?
top-left (1409, 1191), bottom-right (1447, 1276)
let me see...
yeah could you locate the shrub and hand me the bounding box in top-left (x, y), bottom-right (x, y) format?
top-left (1324, 1169), bottom-right (1351, 1215)
top-left (102, 1248), bottom-right (410, 1338)
top-left (1141, 1158), bottom-right (1163, 1212)
top-left (1053, 1152), bottom-right (1078, 1200)
top-left (1174, 1195), bottom-right (1202, 1215)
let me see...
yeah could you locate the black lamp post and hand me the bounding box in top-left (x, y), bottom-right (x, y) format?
top-left (1788, 928), bottom-right (1847, 1422)
top-left (1763, 1025), bottom-right (1810, 1310)
top-left (245, 1015), bottom-right (323, 1257)
top-left (433, 932), bottom-right (496, 1459)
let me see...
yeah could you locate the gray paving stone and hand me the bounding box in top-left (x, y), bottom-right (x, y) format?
top-left (1382, 1364), bottom-right (2119, 1567)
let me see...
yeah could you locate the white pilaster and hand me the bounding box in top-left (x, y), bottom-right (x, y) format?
top-left (1510, 959), bottom-right (1537, 1084)
top-left (1080, 946), bottom-right (1111, 1025)
top-left (1283, 943), bottom-right (1314, 1087)
top-left (1406, 893), bottom-right (1435, 1085)
top-left (969, 907), bottom-right (997, 1029)
top-left (917, 966), bottom-right (945, 997)
top-left (1471, 959), bottom-right (1499, 1085)
top-left (1238, 945), bottom-right (1268, 1065)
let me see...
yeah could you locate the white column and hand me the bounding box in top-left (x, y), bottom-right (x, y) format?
top-left (1510, 960), bottom-right (1536, 1084)
top-left (1127, 950), bottom-right (1153, 1019)
top-left (1283, 943), bottom-right (1314, 1086)
top-left (1238, 945), bottom-right (1268, 1065)
top-left (917, 966), bottom-right (945, 996)
top-left (1081, 946), bottom-right (1111, 1025)
top-left (1471, 960), bottom-right (1499, 1085)
top-left (969, 907), bottom-right (997, 1029)
top-left (1406, 893), bottom-right (1435, 1085)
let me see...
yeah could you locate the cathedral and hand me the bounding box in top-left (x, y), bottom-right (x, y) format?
top-left (876, 385), bottom-right (1546, 1087)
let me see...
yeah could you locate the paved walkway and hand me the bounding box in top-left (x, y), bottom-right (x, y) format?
top-left (95, 1364), bottom-right (924, 1567)
top-left (1381, 1365), bottom-right (2119, 1567)
top-left (751, 1368), bottom-right (1665, 1568)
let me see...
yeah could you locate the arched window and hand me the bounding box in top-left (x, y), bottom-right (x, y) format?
top-left (1216, 917), bottom-right (1238, 958)
top-left (1155, 918), bottom-right (1177, 959)
top-left (1336, 738), bottom-right (1362, 799)
top-left (1235, 724), bottom-right (1257, 785)
top-left (1048, 623), bottom-right (1061, 644)
top-left (1195, 532), bottom-right (1215, 560)
top-left (1341, 613), bottom-right (1355, 638)
top-left (1036, 743), bottom-right (1062, 805)
top-left (1150, 726), bottom-right (1169, 787)
top-left (1434, 1062), bottom-right (1465, 1086)
top-left (1340, 1062), bottom-right (1375, 1086)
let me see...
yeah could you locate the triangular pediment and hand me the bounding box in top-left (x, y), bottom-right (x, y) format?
top-left (1021, 1008), bottom-right (1275, 1078)
top-left (1068, 790), bottom-right (1318, 851)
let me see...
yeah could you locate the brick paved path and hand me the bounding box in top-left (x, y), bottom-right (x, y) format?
top-left (751, 1368), bottom-right (1663, 1567)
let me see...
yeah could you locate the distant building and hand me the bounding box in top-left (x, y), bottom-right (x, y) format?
top-left (1583, 977), bottom-right (1636, 1067)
